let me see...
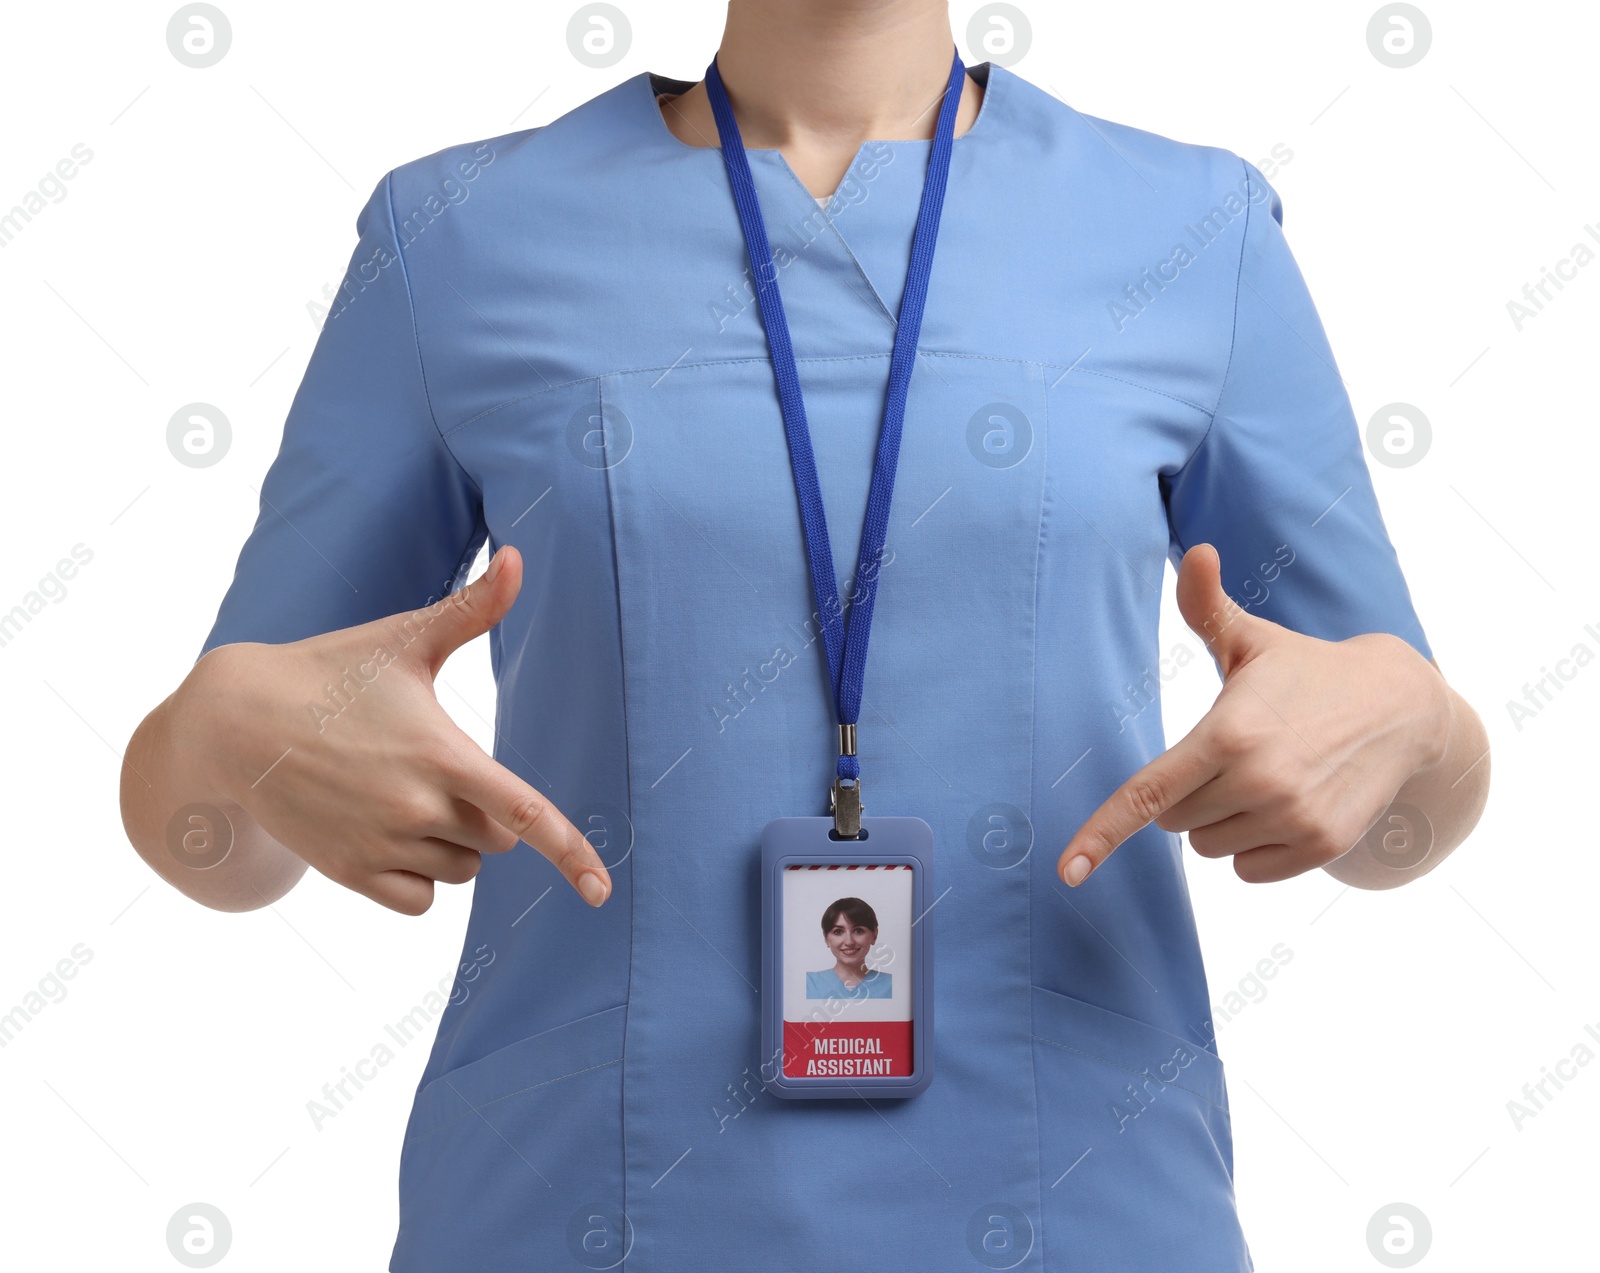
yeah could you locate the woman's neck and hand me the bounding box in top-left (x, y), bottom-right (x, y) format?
top-left (834, 958), bottom-right (869, 982)
top-left (657, 0), bottom-right (981, 195)
top-left (715, 0), bottom-right (962, 147)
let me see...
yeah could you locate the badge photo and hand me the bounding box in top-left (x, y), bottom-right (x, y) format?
top-left (759, 817), bottom-right (934, 1099)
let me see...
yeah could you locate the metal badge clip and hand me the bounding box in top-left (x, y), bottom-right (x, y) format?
top-left (830, 722), bottom-right (863, 838)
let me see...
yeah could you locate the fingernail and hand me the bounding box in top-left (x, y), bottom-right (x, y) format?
top-left (1062, 856), bottom-right (1092, 887)
top-left (486, 548), bottom-right (504, 581)
top-left (578, 871), bottom-right (608, 906)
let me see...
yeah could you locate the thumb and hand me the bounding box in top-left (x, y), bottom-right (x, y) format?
top-left (1175, 543), bottom-right (1265, 680)
top-left (402, 544), bottom-right (523, 679)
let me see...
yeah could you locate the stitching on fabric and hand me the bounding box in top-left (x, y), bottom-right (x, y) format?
top-left (767, 152), bottom-right (898, 327)
top-left (1162, 154), bottom-right (1254, 566)
top-left (1030, 1033), bottom-right (1231, 1119)
top-left (403, 1057), bottom-right (623, 1147)
top-left (1017, 363), bottom-right (1210, 416)
top-left (1170, 153), bottom-right (1253, 480)
top-left (1027, 357), bottom-right (1049, 1265)
top-left (597, 371), bottom-right (640, 1247)
top-left (383, 170), bottom-right (487, 507)
top-left (441, 350), bottom-right (1211, 442)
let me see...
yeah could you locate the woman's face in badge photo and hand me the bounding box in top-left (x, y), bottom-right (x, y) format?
top-left (822, 899), bottom-right (877, 965)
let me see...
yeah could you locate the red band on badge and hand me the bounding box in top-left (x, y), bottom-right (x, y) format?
top-left (782, 1020), bottom-right (913, 1078)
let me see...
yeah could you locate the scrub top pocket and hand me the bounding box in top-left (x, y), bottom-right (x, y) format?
top-left (1029, 985), bottom-right (1251, 1271)
top-left (391, 1004), bottom-right (628, 1273)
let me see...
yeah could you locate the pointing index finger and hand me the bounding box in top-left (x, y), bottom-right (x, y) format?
top-left (1058, 735), bottom-right (1217, 887)
top-left (452, 751), bottom-right (613, 906)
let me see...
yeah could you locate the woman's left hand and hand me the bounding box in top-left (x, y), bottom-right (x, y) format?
top-left (1058, 543), bottom-right (1452, 887)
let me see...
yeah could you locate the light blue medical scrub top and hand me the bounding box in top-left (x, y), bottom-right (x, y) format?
top-left (806, 967), bottom-right (893, 1000)
top-left (200, 60), bottom-right (1432, 1273)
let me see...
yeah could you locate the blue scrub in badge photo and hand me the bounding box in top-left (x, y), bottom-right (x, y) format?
top-left (807, 897), bottom-right (892, 999)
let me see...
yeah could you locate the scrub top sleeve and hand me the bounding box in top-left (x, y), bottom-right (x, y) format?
top-left (1162, 156), bottom-right (1433, 664)
top-left (197, 169), bottom-right (486, 661)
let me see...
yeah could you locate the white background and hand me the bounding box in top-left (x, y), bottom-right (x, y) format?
top-left (0, 1), bottom-right (1593, 1269)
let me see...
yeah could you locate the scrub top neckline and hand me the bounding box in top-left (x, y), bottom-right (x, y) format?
top-left (639, 59), bottom-right (1000, 168)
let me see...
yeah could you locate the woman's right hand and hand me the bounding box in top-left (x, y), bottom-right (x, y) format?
top-left (156, 545), bottom-right (611, 915)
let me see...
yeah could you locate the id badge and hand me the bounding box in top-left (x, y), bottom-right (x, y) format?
top-left (759, 816), bottom-right (934, 1099)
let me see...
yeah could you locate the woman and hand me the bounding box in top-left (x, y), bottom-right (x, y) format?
top-left (119, 1), bottom-right (1490, 1269)
top-left (807, 897), bottom-right (893, 999)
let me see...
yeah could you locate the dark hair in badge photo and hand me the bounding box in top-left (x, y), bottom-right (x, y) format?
top-left (809, 896), bottom-right (893, 999)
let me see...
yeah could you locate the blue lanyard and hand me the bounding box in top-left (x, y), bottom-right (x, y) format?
top-left (704, 47), bottom-right (965, 827)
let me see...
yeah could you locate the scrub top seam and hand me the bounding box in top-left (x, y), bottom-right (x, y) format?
top-left (1030, 1034), bottom-right (1231, 1118)
top-left (595, 372), bottom-right (638, 1262)
top-left (439, 353), bottom-right (1211, 442)
top-left (1027, 356), bottom-right (1048, 1270)
top-left (936, 354), bottom-right (1212, 417)
top-left (381, 167), bottom-right (488, 509)
top-left (761, 145), bottom-right (899, 328)
top-left (401, 1057), bottom-right (624, 1147)
top-left (1170, 153), bottom-right (1254, 481)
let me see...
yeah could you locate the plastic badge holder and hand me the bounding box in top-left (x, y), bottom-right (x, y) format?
top-left (759, 816), bottom-right (934, 1099)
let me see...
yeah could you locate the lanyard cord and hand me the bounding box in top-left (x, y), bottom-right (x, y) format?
top-left (704, 47), bottom-right (966, 824)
